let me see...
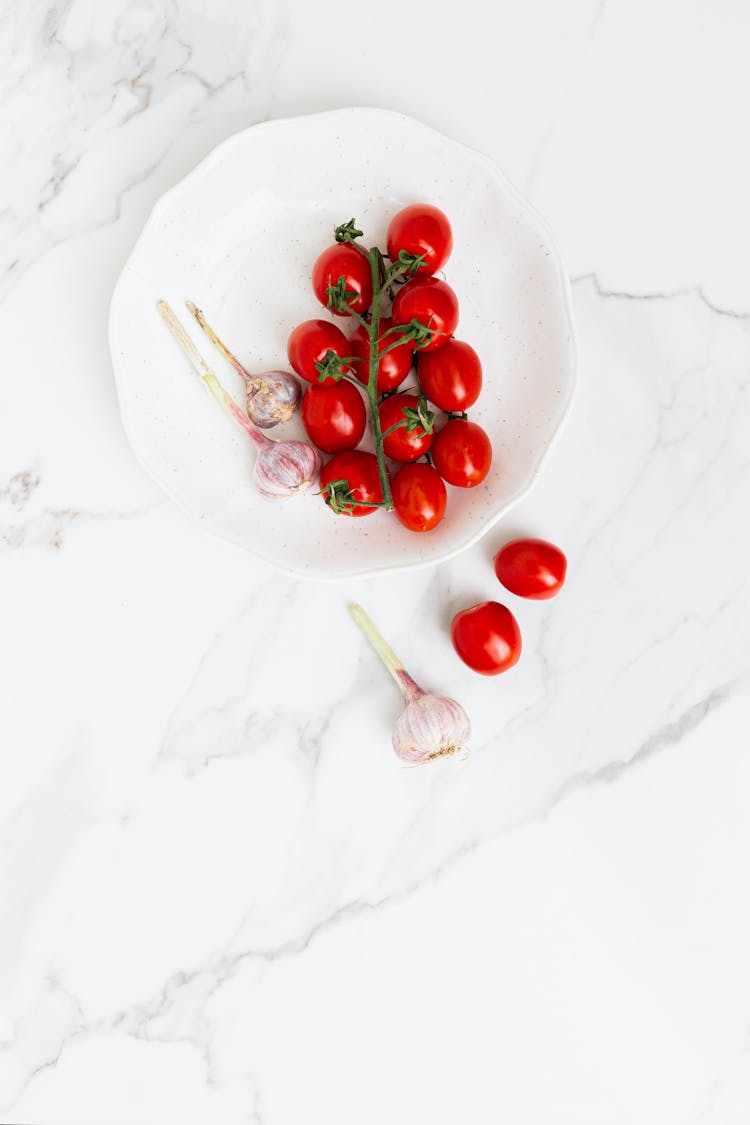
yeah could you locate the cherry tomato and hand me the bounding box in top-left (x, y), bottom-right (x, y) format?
top-left (431, 419), bottom-right (492, 487)
top-left (312, 244), bottom-right (373, 317)
top-left (378, 393), bottom-right (434, 462)
top-left (417, 339), bottom-right (482, 412)
top-left (287, 319), bottom-right (352, 385)
top-left (391, 277), bottom-right (459, 352)
top-left (301, 381), bottom-right (366, 453)
top-left (391, 464), bottom-right (447, 532)
top-left (387, 204), bottom-right (453, 276)
top-left (451, 601), bottom-right (522, 676)
top-left (494, 538), bottom-right (567, 599)
top-left (319, 450), bottom-right (385, 517)
top-left (349, 316), bottom-right (413, 393)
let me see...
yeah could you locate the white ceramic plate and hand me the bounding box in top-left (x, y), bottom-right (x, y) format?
top-left (110, 108), bottom-right (577, 580)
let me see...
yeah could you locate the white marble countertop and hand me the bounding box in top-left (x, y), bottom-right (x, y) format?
top-left (2, 2), bottom-right (749, 1123)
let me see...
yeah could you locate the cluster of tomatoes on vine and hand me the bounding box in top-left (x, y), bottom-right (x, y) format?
top-left (156, 202), bottom-right (569, 687)
top-left (286, 204), bottom-right (493, 532)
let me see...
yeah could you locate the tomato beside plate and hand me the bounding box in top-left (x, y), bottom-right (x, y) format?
top-left (494, 538), bottom-right (567, 599)
top-left (451, 601), bottom-right (522, 675)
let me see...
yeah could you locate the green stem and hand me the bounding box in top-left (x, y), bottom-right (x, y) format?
top-left (348, 603), bottom-right (424, 702)
top-left (380, 420), bottom-right (407, 440)
top-left (375, 246), bottom-right (388, 289)
top-left (339, 371), bottom-right (366, 388)
top-left (346, 305), bottom-right (371, 333)
top-left (365, 250), bottom-right (393, 510)
top-left (377, 337), bottom-right (411, 359)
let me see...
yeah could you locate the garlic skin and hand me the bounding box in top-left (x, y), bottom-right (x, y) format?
top-left (393, 692), bottom-right (471, 764)
top-left (254, 439), bottom-right (322, 501)
top-left (245, 370), bottom-right (301, 428)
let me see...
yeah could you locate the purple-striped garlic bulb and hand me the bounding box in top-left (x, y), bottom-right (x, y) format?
top-left (158, 301), bottom-right (321, 502)
top-left (187, 301), bottom-right (301, 428)
top-left (349, 603), bottom-right (471, 764)
top-left (252, 436), bottom-right (322, 501)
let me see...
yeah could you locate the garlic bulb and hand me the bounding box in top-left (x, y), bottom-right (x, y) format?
top-left (349, 603), bottom-right (471, 764)
top-left (158, 301), bottom-right (321, 501)
top-left (187, 302), bottom-right (301, 428)
top-left (392, 691), bottom-right (471, 764)
top-left (243, 370), bottom-right (302, 428)
top-left (254, 438), bottom-right (322, 501)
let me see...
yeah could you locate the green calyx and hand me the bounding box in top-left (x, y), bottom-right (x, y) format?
top-left (315, 349), bottom-right (353, 382)
top-left (404, 318), bottom-right (435, 349)
top-left (334, 218), bottom-right (364, 243)
top-left (403, 394), bottom-right (435, 435)
top-left (322, 478), bottom-right (382, 515)
top-left (394, 248), bottom-right (427, 274)
top-left (381, 394), bottom-right (435, 441)
top-left (326, 275), bottom-right (359, 313)
top-left (322, 477), bottom-right (357, 514)
top-left (376, 318), bottom-right (435, 358)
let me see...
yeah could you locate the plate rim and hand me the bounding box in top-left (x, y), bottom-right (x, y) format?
top-left (109, 106), bottom-right (578, 582)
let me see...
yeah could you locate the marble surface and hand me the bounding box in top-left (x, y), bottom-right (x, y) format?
top-left (1, 2), bottom-right (749, 1122)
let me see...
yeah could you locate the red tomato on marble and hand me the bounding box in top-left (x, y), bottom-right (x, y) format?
top-left (451, 602), bottom-right (522, 675)
top-left (494, 538), bottom-right (567, 599)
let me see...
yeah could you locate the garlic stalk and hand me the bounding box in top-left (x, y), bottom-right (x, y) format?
top-left (349, 603), bottom-right (470, 764)
top-left (186, 301), bottom-right (301, 428)
top-left (157, 301), bottom-right (321, 501)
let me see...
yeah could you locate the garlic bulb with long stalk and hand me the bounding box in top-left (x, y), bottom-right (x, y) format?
top-left (349, 603), bottom-right (470, 764)
top-left (186, 301), bottom-right (301, 428)
top-left (157, 301), bottom-right (321, 501)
